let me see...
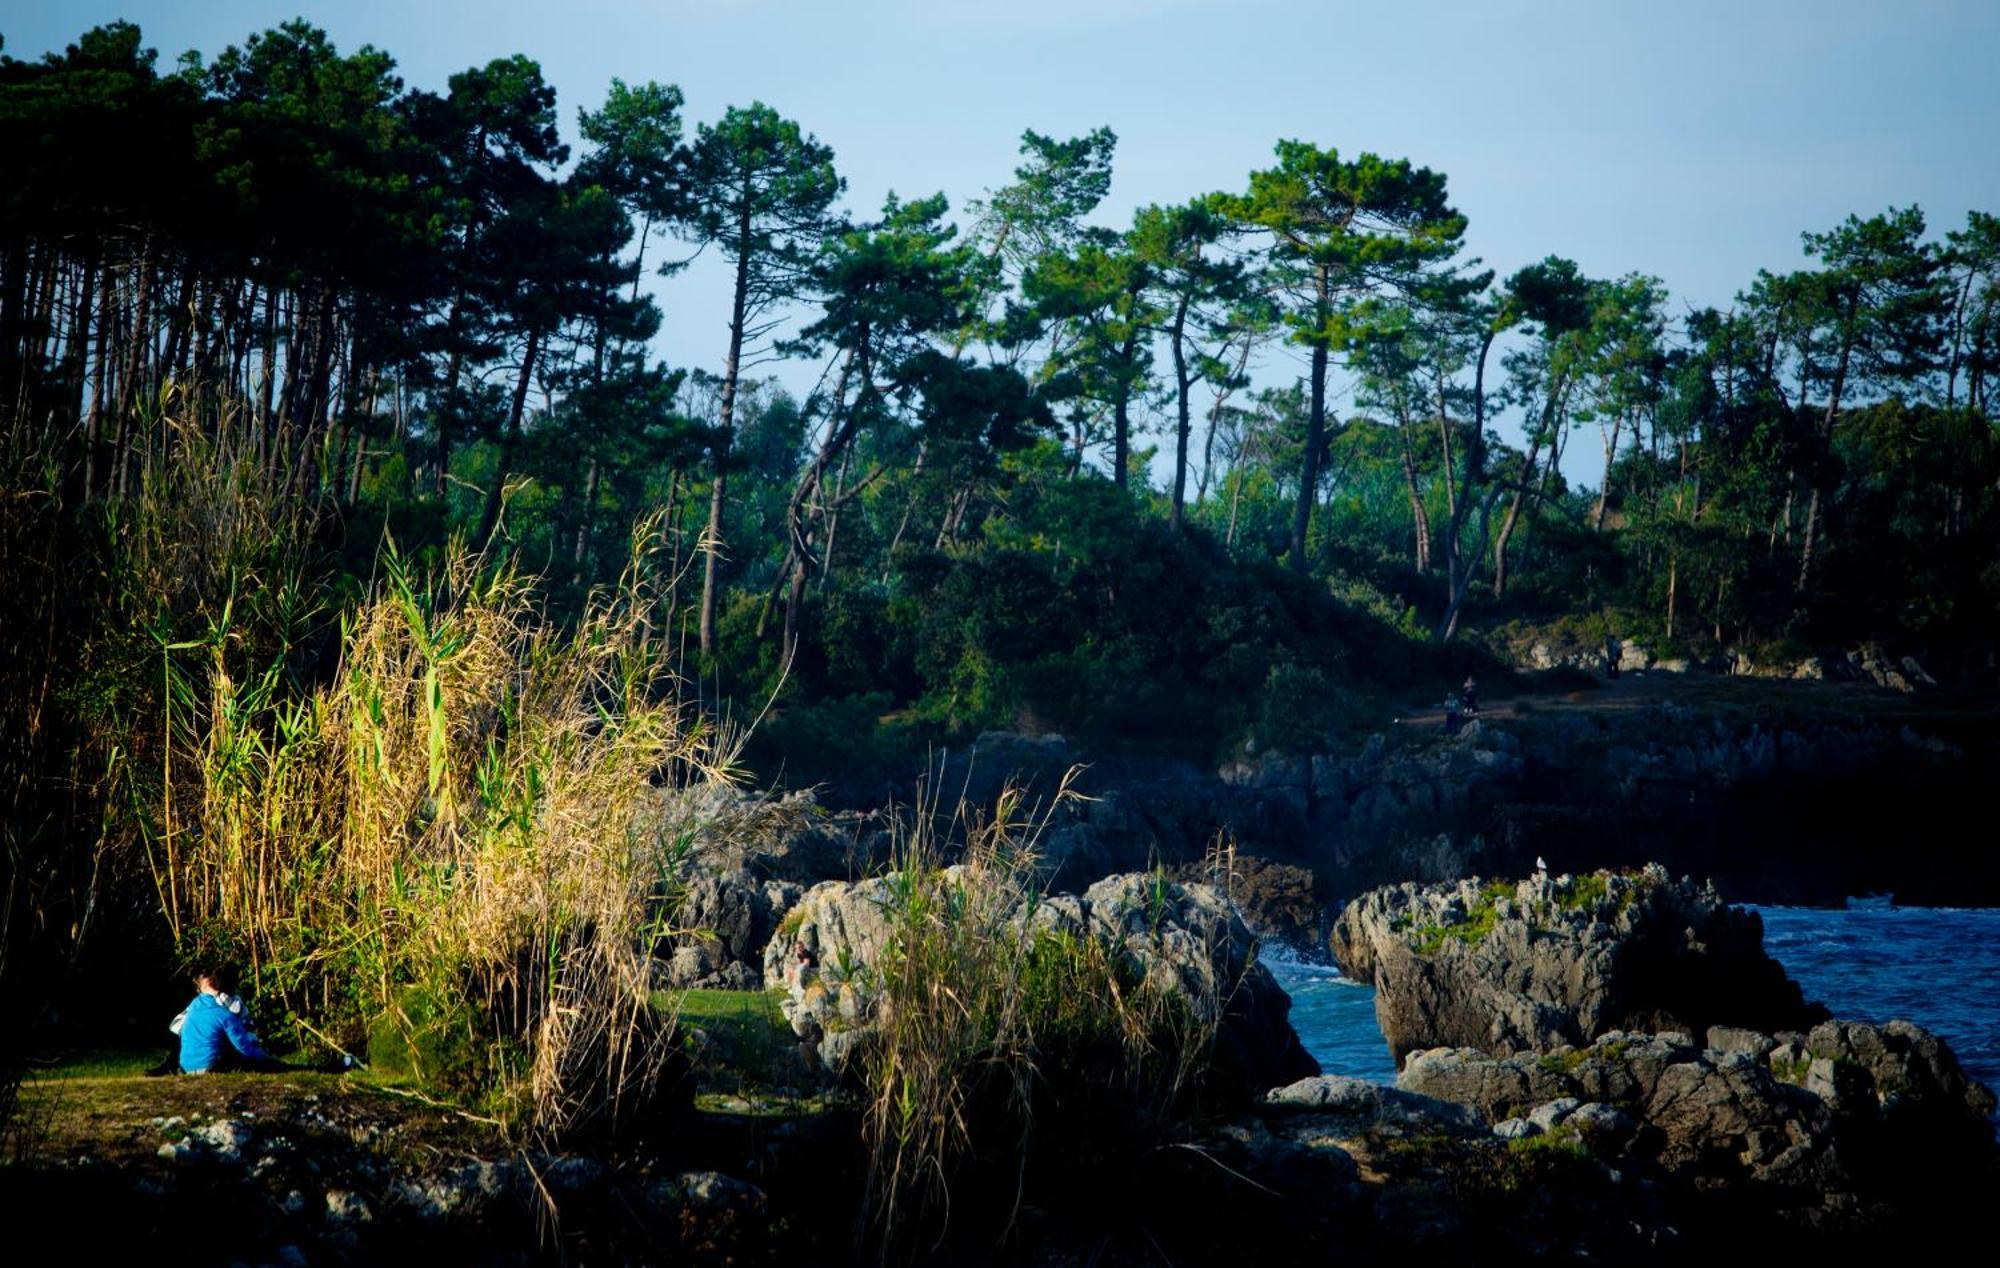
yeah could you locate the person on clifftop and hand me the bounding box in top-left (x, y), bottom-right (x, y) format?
top-left (173, 962), bottom-right (283, 1074)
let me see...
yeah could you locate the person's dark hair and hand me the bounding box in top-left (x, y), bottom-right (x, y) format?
top-left (191, 961), bottom-right (238, 993)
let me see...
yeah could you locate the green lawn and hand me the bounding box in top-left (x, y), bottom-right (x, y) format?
top-left (660, 987), bottom-right (832, 1113)
top-left (24, 988), bottom-right (817, 1114)
top-left (22, 1044), bottom-right (162, 1081)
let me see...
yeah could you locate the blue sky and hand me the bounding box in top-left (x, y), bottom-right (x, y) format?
top-left (6, 1), bottom-right (1997, 469)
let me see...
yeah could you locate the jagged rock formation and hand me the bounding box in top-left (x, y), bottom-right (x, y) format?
top-left (762, 870), bottom-right (1317, 1092)
top-left (1399, 1018), bottom-right (1995, 1226)
top-left (1330, 866), bottom-right (1825, 1064)
top-left (658, 870), bottom-right (805, 990)
top-left (1320, 866), bottom-right (1995, 1237)
top-left (650, 790), bottom-right (891, 989)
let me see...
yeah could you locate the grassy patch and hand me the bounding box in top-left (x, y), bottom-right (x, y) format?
top-left (1536, 1049), bottom-right (1589, 1076)
top-left (1505, 1127), bottom-right (1590, 1160)
top-left (664, 988), bottom-right (807, 1106)
top-left (1410, 884), bottom-right (1512, 953)
top-left (7, 1069), bottom-right (504, 1173)
top-left (23, 1045), bottom-right (162, 1082)
top-left (774, 905), bottom-right (807, 941)
top-left (1558, 874), bottom-right (1609, 912)
top-left (1536, 1039), bottom-right (1629, 1077)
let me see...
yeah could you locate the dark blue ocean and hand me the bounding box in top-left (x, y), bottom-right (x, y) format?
top-left (1271, 904), bottom-right (2000, 1095)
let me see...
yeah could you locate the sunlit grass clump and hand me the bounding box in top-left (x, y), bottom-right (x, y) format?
top-left (858, 777), bottom-right (1228, 1252)
top-left (153, 514), bottom-right (752, 1141)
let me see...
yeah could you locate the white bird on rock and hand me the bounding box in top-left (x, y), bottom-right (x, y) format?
top-left (1535, 855), bottom-right (1548, 874)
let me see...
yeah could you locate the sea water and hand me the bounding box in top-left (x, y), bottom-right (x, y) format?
top-left (1264, 949), bottom-right (1399, 1085)
top-left (1270, 905), bottom-right (2000, 1095)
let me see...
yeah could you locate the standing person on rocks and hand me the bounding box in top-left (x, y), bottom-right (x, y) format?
top-left (1602, 633), bottom-right (1621, 679)
top-left (1443, 693), bottom-right (1462, 735)
top-left (1461, 676), bottom-right (1479, 717)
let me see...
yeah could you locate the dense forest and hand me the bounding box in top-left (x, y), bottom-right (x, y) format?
top-left (3, 18), bottom-right (1998, 1115)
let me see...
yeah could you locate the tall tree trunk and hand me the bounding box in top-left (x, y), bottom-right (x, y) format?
top-left (1493, 370), bottom-right (1571, 598)
top-left (83, 255), bottom-right (111, 497)
top-left (1198, 335), bottom-right (1252, 506)
top-left (1433, 366), bottom-right (1457, 521)
top-left (1592, 411), bottom-right (1623, 529)
top-left (1491, 457), bottom-right (1537, 600)
top-left (1112, 327), bottom-right (1139, 492)
top-left (300, 288), bottom-right (340, 438)
top-left (1945, 266), bottom-right (1976, 408)
top-left (819, 444), bottom-right (851, 591)
top-left (1169, 295), bottom-right (1192, 527)
top-left (1434, 326), bottom-right (1499, 641)
top-left (476, 325), bottom-right (541, 546)
top-left (257, 287), bottom-right (279, 446)
top-left (1395, 404), bottom-right (1431, 573)
top-left (770, 349), bottom-right (859, 641)
top-left (1290, 271), bottom-right (1331, 572)
top-left (1226, 466), bottom-right (1245, 549)
top-left (700, 191), bottom-right (756, 657)
top-left (1665, 556), bottom-right (1678, 638)
top-left (570, 459), bottom-right (600, 582)
top-left (1795, 325), bottom-right (1853, 593)
top-left (347, 366), bottom-right (376, 507)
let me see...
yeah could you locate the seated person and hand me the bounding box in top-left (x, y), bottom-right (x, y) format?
top-left (176, 963), bottom-right (282, 1073)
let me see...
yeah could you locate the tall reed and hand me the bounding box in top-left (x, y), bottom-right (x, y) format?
top-left (3, 396), bottom-right (325, 1125)
top-left (156, 513), bottom-right (746, 1138)
top-left (859, 773), bottom-right (1227, 1254)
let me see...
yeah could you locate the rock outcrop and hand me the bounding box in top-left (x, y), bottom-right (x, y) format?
top-left (657, 869), bottom-right (805, 990)
top-left (1399, 1016), bottom-right (1995, 1225)
top-left (650, 790), bottom-right (891, 988)
top-left (1326, 866), bottom-right (1996, 1237)
top-left (1331, 866), bottom-right (1824, 1064)
top-left (763, 870), bottom-right (1317, 1093)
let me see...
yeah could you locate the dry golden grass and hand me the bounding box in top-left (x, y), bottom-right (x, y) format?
top-left (155, 507), bottom-right (769, 1141)
top-left (858, 772), bottom-right (1224, 1254)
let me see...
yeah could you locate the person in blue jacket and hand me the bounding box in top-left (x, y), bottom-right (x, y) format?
top-left (176, 963), bottom-right (281, 1073)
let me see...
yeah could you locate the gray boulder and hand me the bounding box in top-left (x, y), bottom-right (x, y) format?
top-left (764, 870), bottom-right (1317, 1094)
top-left (1264, 1074), bottom-right (1482, 1137)
top-left (658, 868), bottom-right (804, 990)
top-left (1405, 1033), bottom-right (1843, 1193)
top-left (1527, 1097), bottom-right (1581, 1132)
top-left (1493, 1117), bottom-right (1539, 1140)
top-left (759, 874), bottom-right (902, 1072)
top-left (648, 788), bottom-right (892, 989)
top-left (1331, 865), bottom-right (1825, 1064)
top-left (1797, 1018), bottom-right (1997, 1128)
